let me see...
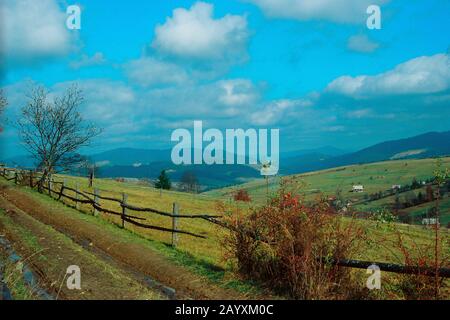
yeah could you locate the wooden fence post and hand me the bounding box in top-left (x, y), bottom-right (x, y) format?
top-left (14, 171), bottom-right (17, 184)
top-left (75, 183), bottom-right (80, 210)
top-left (48, 175), bottom-right (52, 196)
top-left (172, 202), bottom-right (179, 248)
top-left (121, 193), bottom-right (128, 229)
top-left (94, 189), bottom-right (99, 217)
top-left (29, 170), bottom-right (33, 187)
top-left (58, 180), bottom-right (65, 200)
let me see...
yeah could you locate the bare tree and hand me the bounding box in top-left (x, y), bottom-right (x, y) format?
top-left (180, 170), bottom-right (199, 193)
top-left (18, 84), bottom-right (101, 191)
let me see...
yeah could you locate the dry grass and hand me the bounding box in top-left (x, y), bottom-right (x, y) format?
top-left (53, 175), bottom-right (228, 265)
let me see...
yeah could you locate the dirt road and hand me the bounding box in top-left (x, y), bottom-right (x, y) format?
top-left (0, 181), bottom-right (246, 300)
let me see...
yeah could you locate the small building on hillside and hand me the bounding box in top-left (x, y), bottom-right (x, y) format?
top-left (422, 218), bottom-right (439, 226)
top-left (392, 184), bottom-right (401, 190)
top-left (352, 185), bottom-right (364, 193)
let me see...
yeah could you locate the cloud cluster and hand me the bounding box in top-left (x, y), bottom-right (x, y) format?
top-left (327, 53), bottom-right (450, 97)
top-left (0, 0), bottom-right (73, 67)
top-left (250, 98), bottom-right (313, 126)
top-left (246, 0), bottom-right (388, 24)
top-left (152, 2), bottom-right (248, 61)
top-left (125, 2), bottom-right (250, 88)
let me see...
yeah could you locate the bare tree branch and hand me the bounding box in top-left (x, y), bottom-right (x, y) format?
top-left (17, 84), bottom-right (102, 190)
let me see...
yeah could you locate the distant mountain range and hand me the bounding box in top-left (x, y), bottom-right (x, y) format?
top-left (280, 131), bottom-right (450, 175)
top-left (90, 148), bottom-right (172, 166)
top-left (3, 130), bottom-right (450, 190)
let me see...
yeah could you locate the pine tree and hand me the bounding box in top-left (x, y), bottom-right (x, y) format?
top-left (155, 170), bottom-right (171, 190)
top-left (417, 191), bottom-right (424, 204)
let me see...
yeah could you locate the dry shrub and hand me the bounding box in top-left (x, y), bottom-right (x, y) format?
top-left (233, 189), bottom-right (251, 202)
top-left (222, 178), bottom-right (365, 299)
top-left (391, 229), bottom-right (449, 300)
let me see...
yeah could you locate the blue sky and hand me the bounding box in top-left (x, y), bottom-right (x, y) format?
top-left (1, 0), bottom-right (450, 157)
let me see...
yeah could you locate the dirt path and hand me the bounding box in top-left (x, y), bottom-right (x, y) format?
top-left (0, 197), bottom-right (163, 300)
top-left (0, 182), bottom-right (247, 300)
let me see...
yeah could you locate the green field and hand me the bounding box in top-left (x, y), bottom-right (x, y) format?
top-left (39, 156), bottom-right (448, 268)
top-left (207, 157), bottom-right (450, 218)
top-left (403, 198), bottom-right (450, 225)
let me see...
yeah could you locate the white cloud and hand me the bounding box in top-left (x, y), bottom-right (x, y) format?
top-left (52, 79), bottom-right (136, 123)
top-left (70, 52), bottom-right (106, 69)
top-left (347, 35), bottom-right (379, 53)
top-left (124, 57), bottom-right (189, 87)
top-left (152, 2), bottom-right (248, 61)
top-left (1, 0), bottom-right (73, 66)
top-left (247, 0), bottom-right (388, 24)
top-left (250, 98), bottom-right (312, 125)
top-left (327, 53), bottom-right (450, 97)
top-left (218, 79), bottom-right (259, 107)
top-left (138, 79), bottom-right (260, 120)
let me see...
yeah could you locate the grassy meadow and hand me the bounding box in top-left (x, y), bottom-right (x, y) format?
top-left (45, 156), bottom-right (450, 270)
top-left (207, 157), bottom-right (450, 202)
top-left (52, 174), bottom-right (227, 265)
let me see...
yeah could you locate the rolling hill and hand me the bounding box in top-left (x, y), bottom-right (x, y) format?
top-left (281, 131), bottom-right (450, 174)
top-left (207, 157), bottom-right (450, 214)
top-left (2, 130), bottom-right (450, 190)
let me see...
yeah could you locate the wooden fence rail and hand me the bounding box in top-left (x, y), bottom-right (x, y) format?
top-left (330, 258), bottom-right (450, 278)
top-left (0, 167), bottom-right (212, 242)
top-left (0, 166), bottom-right (449, 278)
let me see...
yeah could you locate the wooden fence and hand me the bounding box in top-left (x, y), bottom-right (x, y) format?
top-left (0, 166), bottom-right (449, 278)
top-left (0, 167), bottom-right (221, 246)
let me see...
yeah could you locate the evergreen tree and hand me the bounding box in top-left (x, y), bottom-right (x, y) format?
top-left (417, 191), bottom-right (424, 204)
top-left (394, 192), bottom-right (401, 212)
top-left (411, 177), bottom-right (420, 189)
top-left (155, 170), bottom-right (171, 190)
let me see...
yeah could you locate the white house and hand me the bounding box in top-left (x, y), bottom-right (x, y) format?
top-left (392, 184), bottom-right (401, 190)
top-left (352, 185), bottom-right (364, 193)
top-left (422, 218), bottom-right (439, 226)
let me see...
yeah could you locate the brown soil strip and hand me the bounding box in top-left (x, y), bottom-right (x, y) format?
top-left (0, 182), bottom-right (247, 299)
top-left (0, 197), bottom-right (162, 300)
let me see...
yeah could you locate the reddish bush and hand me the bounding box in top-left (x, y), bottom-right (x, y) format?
top-left (233, 189), bottom-right (251, 202)
top-left (390, 229), bottom-right (449, 300)
top-left (222, 178), bottom-right (365, 299)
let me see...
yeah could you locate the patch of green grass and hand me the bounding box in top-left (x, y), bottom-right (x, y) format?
top-left (49, 173), bottom-right (226, 265)
top-left (2, 259), bottom-right (36, 300)
top-left (402, 197), bottom-right (450, 225)
top-left (0, 209), bottom-right (41, 300)
top-left (208, 157), bottom-right (450, 206)
top-left (0, 210), bottom-right (43, 254)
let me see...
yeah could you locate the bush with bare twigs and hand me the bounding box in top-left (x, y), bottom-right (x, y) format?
top-left (221, 178), bottom-right (366, 299)
top-left (392, 231), bottom-right (449, 300)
